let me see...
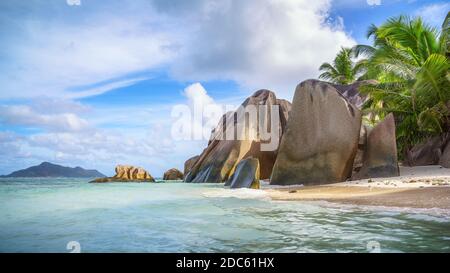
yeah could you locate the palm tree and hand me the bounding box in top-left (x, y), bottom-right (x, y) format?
top-left (353, 15), bottom-right (450, 156)
top-left (318, 47), bottom-right (366, 84)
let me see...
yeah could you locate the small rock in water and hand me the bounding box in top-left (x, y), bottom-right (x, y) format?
top-left (289, 190), bottom-right (297, 193)
top-left (163, 168), bottom-right (183, 180)
top-left (90, 165), bottom-right (155, 183)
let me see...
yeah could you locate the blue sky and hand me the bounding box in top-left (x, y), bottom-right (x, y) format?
top-left (0, 0), bottom-right (448, 176)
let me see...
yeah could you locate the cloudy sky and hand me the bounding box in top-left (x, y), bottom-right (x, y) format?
top-left (0, 0), bottom-right (448, 176)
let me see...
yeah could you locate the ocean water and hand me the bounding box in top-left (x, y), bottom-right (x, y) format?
top-left (0, 178), bottom-right (449, 253)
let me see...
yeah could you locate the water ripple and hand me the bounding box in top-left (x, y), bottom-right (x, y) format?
top-left (0, 178), bottom-right (449, 252)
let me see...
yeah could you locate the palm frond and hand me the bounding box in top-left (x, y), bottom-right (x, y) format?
top-left (317, 14), bottom-right (450, 157)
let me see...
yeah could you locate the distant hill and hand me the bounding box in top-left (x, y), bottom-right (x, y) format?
top-left (0, 162), bottom-right (106, 178)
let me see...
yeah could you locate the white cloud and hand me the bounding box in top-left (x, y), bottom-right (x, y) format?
top-left (175, 82), bottom-right (229, 140)
top-left (66, 77), bottom-right (151, 99)
top-left (0, 0), bottom-right (359, 174)
top-left (0, 104), bottom-right (91, 132)
top-left (366, 0), bottom-right (381, 6)
top-left (28, 131), bottom-right (160, 158)
top-left (0, 3), bottom-right (176, 99)
top-left (66, 0), bottom-right (81, 6)
top-left (0, 93), bottom-right (207, 176)
top-left (0, 132), bottom-right (29, 159)
top-left (183, 83), bottom-right (215, 108)
top-left (0, 123), bottom-right (178, 176)
top-left (415, 2), bottom-right (450, 28)
top-left (165, 0), bottom-right (356, 98)
top-left (29, 97), bottom-right (91, 114)
top-left (0, 125), bottom-right (205, 177)
top-left (1, 0), bottom-right (355, 100)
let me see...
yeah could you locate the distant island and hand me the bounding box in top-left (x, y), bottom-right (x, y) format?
top-left (0, 162), bottom-right (106, 178)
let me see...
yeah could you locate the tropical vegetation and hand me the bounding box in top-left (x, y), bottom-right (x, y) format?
top-left (319, 13), bottom-right (450, 158)
top-left (318, 47), bottom-right (366, 84)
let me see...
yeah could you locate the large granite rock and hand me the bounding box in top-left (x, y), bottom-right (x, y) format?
top-left (225, 158), bottom-right (260, 189)
top-left (185, 90), bottom-right (291, 183)
top-left (270, 79), bottom-right (362, 186)
top-left (184, 155), bottom-right (200, 177)
top-left (332, 80), bottom-right (377, 109)
top-left (114, 165), bottom-right (154, 180)
top-left (163, 168), bottom-right (184, 180)
top-left (405, 133), bottom-right (450, 166)
top-left (90, 165), bottom-right (154, 183)
top-left (352, 113), bottom-right (399, 179)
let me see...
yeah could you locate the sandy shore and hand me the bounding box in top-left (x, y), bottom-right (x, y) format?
top-left (264, 165), bottom-right (450, 209)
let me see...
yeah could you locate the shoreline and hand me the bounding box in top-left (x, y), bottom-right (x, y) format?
top-left (263, 166), bottom-right (450, 209)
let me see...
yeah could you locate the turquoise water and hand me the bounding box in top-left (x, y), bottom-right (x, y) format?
top-left (0, 178), bottom-right (449, 253)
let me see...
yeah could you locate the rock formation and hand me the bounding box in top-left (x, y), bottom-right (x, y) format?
top-left (114, 165), bottom-right (153, 180)
top-left (163, 168), bottom-right (184, 180)
top-left (184, 155), bottom-right (200, 177)
top-left (404, 102), bottom-right (449, 168)
top-left (90, 165), bottom-right (154, 183)
top-left (405, 133), bottom-right (449, 167)
top-left (352, 113), bottom-right (400, 179)
top-left (270, 79), bottom-right (362, 186)
top-left (225, 158), bottom-right (260, 189)
top-left (332, 80), bottom-right (377, 109)
top-left (184, 89), bottom-right (291, 183)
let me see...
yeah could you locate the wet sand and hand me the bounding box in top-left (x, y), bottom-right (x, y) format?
top-left (266, 186), bottom-right (450, 209)
top-left (264, 166), bottom-right (450, 209)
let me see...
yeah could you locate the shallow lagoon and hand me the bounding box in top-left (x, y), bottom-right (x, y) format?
top-left (0, 178), bottom-right (449, 253)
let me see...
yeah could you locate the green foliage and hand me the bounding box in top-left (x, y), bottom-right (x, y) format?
top-left (354, 14), bottom-right (450, 157)
top-left (318, 47), bottom-right (366, 84)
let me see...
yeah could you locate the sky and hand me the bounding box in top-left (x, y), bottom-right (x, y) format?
top-left (0, 0), bottom-right (448, 176)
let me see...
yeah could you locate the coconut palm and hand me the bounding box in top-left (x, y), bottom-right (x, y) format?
top-left (318, 47), bottom-right (366, 84)
top-left (353, 14), bottom-right (450, 156)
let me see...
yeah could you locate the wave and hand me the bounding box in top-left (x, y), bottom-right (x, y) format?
top-left (299, 200), bottom-right (450, 219)
top-left (202, 188), bottom-right (270, 200)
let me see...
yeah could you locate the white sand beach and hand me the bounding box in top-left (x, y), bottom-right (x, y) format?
top-left (264, 165), bottom-right (450, 209)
